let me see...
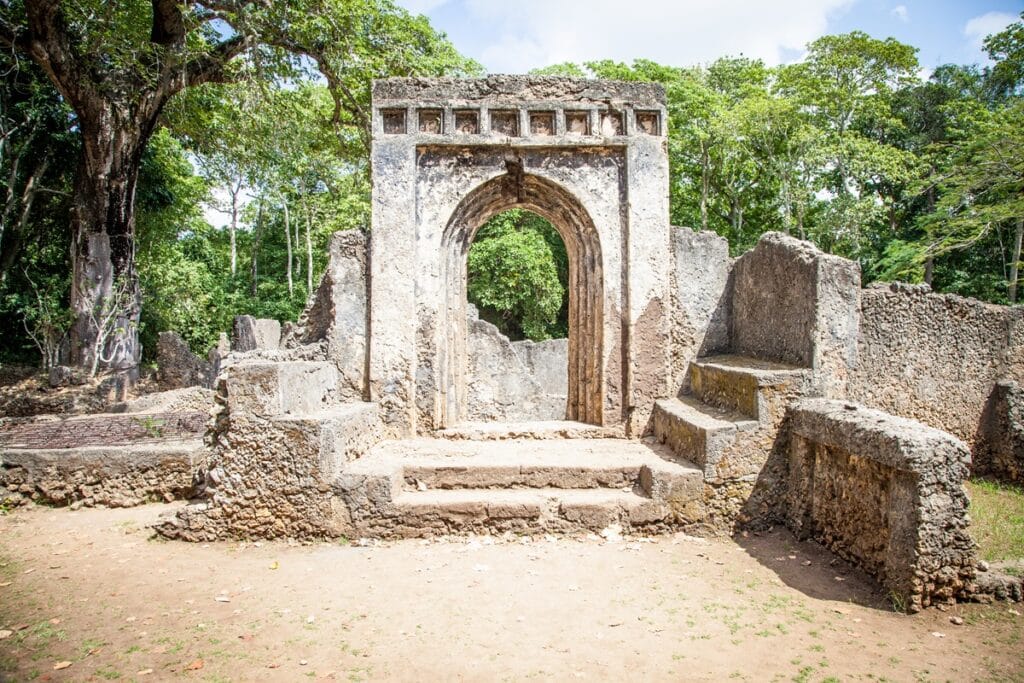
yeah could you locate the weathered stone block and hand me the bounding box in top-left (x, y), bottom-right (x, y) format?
top-left (730, 233), bottom-right (859, 398)
top-left (232, 315), bottom-right (281, 352)
top-left (157, 331), bottom-right (211, 390)
top-left (296, 230), bottom-right (368, 401)
top-left (222, 361), bottom-right (338, 417)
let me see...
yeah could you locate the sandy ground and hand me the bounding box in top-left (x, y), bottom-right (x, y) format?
top-left (0, 503), bottom-right (1021, 682)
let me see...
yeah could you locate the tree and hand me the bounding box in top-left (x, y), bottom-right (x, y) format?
top-left (984, 11), bottom-right (1024, 99)
top-left (0, 0), bottom-right (477, 375)
top-left (778, 32), bottom-right (919, 255)
top-left (468, 210), bottom-right (567, 341)
top-left (925, 101), bottom-right (1024, 301)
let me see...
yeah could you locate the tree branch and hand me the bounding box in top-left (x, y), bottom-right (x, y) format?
top-left (151, 0), bottom-right (186, 46)
top-left (22, 0), bottom-right (95, 112)
top-left (184, 33), bottom-right (254, 88)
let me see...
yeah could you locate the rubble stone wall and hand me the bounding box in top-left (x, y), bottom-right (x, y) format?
top-left (975, 379), bottom-right (1024, 484)
top-left (156, 360), bottom-right (383, 541)
top-left (785, 399), bottom-right (975, 612)
top-left (1, 442), bottom-right (203, 508)
top-left (848, 283), bottom-right (1024, 446)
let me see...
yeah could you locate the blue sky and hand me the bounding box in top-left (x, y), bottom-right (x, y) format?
top-left (397, 0), bottom-right (1023, 74)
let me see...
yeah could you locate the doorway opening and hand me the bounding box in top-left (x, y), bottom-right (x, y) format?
top-left (439, 170), bottom-right (604, 428)
top-left (464, 208), bottom-right (569, 422)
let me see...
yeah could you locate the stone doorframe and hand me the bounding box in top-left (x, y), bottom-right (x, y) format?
top-left (369, 77), bottom-right (672, 436)
top-left (440, 165), bottom-right (604, 427)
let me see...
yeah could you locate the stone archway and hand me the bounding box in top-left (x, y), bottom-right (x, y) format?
top-left (440, 163), bottom-right (604, 427)
top-left (368, 77), bottom-right (672, 437)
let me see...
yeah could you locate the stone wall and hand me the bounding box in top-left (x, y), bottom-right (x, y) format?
top-left (1, 442), bottom-right (203, 508)
top-left (785, 399), bottom-right (975, 612)
top-left (669, 227), bottom-right (731, 394)
top-left (466, 309), bottom-right (567, 422)
top-left (848, 283), bottom-right (1024, 447)
top-left (730, 233), bottom-right (860, 397)
top-left (156, 360), bottom-right (383, 541)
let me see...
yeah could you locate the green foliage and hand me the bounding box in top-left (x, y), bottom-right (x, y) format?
top-left (468, 210), bottom-right (567, 341)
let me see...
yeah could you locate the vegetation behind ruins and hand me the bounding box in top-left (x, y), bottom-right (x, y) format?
top-left (0, 4), bottom-right (1021, 364)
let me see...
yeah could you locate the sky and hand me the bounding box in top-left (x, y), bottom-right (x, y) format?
top-left (396, 0), bottom-right (1024, 74)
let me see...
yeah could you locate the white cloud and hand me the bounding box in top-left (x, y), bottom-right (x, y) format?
top-left (963, 11), bottom-right (1017, 52)
top-left (444, 0), bottom-right (854, 73)
top-left (890, 5), bottom-right (909, 23)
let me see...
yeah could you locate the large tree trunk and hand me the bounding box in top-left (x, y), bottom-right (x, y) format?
top-left (67, 117), bottom-right (151, 376)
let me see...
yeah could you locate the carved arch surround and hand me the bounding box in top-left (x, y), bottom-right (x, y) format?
top-left (438, 171), bottom-right (605, 427)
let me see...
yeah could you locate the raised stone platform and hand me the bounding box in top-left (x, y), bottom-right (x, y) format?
top-left (335, 437), bottom-right (703, 538)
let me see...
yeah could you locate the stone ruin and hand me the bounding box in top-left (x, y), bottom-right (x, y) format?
top-left (5, 77), bottom-right (1024, 612)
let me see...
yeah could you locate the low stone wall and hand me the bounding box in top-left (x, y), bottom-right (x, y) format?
top-left (1, 441), bottom-right (204, 508)
top-left (784, 399), bottom-right (975, 612)
top-left (848, 283), bottom-right (1024, 448)
top-left (466, 311), bottom-right (567, 422)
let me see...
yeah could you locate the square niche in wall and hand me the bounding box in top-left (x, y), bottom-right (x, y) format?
top-left (636, 111), bottom-right (661, 135)
top-left (490, 110), bottom-right (519, 136)
top-left (529, 111), bottom-right (555, 136)
top-left (600, 110), bottom-right (623, 136)
top-left (565, 111), bottom-right (590, 135)
top-left (382, 109), bottom-right (406, 134)
top-left (455, 110), bottom-right (479, 134)
top-left (418, 109), bottom-right (443, 134)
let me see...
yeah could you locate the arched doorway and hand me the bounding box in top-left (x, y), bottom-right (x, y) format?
top-left (439, 165), bottom-right (604, 427)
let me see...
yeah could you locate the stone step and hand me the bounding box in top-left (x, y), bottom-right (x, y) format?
top-left (354, 437), bottom-right (700, 491)
top-left (336, 437), bottom-right (706, 538)
top-left (391, 487), bottom-right (666, 536)
top-left (690, 354), bottom-right (810, 419)
top-left (651, 397), bottom-right (757, 477)
top-left (436, 420), bottom-right (624, 440)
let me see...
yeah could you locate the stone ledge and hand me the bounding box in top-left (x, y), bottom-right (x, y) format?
top-left (1, 440), bottom-right (205, 508)
top-left (790, 399), bottom-right (971, 474)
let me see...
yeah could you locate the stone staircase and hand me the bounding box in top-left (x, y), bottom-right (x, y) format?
top-left (331, 353), bottom-right (812, 540)
top-left (334, 435), bottom-right (703, 539)
top-left (652, 354), bottom-right (811, 483)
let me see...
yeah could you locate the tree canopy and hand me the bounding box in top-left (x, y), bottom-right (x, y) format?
top-left (0, 6), bottom-right (1022, 366)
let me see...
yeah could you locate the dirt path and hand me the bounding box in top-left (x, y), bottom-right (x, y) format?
top-left (0, 504), bottom-right (1020, 682)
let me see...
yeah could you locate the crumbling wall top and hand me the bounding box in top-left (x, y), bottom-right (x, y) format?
top-left (372, 76), bottom-right (666, 107)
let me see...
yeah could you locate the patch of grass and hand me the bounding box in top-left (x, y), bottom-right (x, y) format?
top-left (94, 667), bottom-right (122, 680)
top-left (967, 479), bottom-right (1024, 561)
